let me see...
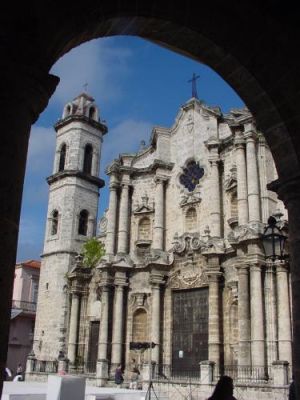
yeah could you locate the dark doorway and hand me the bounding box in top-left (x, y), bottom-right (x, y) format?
top-left (172, 288), bottom-right (208, 374)
top-left (87, 321), bottom-right (100, 373)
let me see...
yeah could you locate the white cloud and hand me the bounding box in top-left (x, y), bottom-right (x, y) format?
top-left (50, 38), bottom-right (132, 107)
top-left (101, 119), bottom-right (153, 170)
top-left (27, 126), bottom-right (56, 174)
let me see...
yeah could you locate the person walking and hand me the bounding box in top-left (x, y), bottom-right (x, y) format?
top-left (128, 358), bottom-right (140, 390)
top-left (115, 364), bottom-right (124, 387)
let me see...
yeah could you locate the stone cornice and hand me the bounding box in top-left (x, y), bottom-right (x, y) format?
top-left (205, 138), bottom-right (220, 150)
top-left (107, 159), bottom-right (174, 178)
top-left (41, 250), bottom-right (78, 258)
top-left (47, 170), bottom-right (105, 188)
top-left (54, 114), bottom-right (108, 135)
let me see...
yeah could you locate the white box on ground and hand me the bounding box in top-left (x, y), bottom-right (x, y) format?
top-left (46, 375), bottom-right (86, 400)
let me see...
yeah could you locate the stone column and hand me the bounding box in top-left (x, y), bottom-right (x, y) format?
top-left (207, 270), bottom-right (222, 365)
top-left (97, 284), bottom-right (110, 386)
top-left (237, 265), bottom-right (251, 366)
top-left (150, 273), bottom-right (164, 364)
top-left (207, 140), bottom-right (221, 237)
top-left (250, 264), bottom-right (265, 366)
top-left (0, 68), bottom-right (58, 394)
top-left (245, 130), bottom-right (260, 223)
top-left (111, 271), bottom-right (127, 369)
top-left (257, 135), bottom-right (269, 223)
top-left (264, 263), bottom-right (278, 364)
top-left (153, 177), bottom-right (166, 250)
top-left (209, 160), bottom-right (221, 237)
top-left (117, 183), bottom-right (130, 254)
top-left (276, 261), bottom-right (292, 364)
top-left (67, 292), bottom-right (80, 365)
top-left (235, 134), bottom-right (249, 225)
top-left (106, 180), bottom-right (119, 255)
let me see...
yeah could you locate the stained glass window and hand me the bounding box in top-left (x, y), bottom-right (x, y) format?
top-left (179, 161), bottom-right (204, 192)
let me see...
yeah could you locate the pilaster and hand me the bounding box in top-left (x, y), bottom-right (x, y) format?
top-left (207, 263), bottom-right (222, 365)
top-left (264, 262), bottom-right (278, 364)
top-left (250, 263), bottom-right (265, 366)
top-left (236, 265), bottom-right (251, 366)
top-left (234, 133), bottom-right (248, 225)
top-left (117, 181), bottom-right (131, 254)
top-left (153, 176), bottom-right (167, 250)
top-left (150, 272), bottom-right (165, 364)
top-left (207, 139), bottom-right (221, 238)
top-left (111, 271), bottom-right (128, 369)
top-left (276, 261), bottom-right (292, 364)
top-left (105, 180), bottom-right (119, 255)
top-left (245, 130), bottom-right (260, 223)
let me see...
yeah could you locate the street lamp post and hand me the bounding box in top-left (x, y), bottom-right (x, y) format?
top-left (261, 216), bottom-right (287, 261)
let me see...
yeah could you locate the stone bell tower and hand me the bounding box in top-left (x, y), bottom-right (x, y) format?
top-left (33, 93), bottom-right (107, 360)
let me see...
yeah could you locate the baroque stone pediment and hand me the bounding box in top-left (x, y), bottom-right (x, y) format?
top-left (133, 194), bottom-right (154, 214)
top-left (180, 192), bottom-right (201, 207)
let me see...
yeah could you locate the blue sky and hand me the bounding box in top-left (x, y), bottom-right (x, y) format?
top-left (17, 36), bottom-right (244, 262)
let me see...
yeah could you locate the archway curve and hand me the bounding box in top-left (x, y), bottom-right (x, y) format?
top-left (32, 4), bottom-right (300, 181)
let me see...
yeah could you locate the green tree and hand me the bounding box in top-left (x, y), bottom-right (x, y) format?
top-left (82, 238), bottom-right (105, 268)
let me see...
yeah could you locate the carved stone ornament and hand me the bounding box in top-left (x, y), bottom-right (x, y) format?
top-left (185, 112), bottom-right (194, 134)
top-left (227, 222), bottom-right (263, 244)
top-left (172, 234), bottom-right (203, 255)
top-left (224, 165), bottom-right (237, 192)
top-left (129, 292), bottom-right (149, 309)
top-left (133, 193), bottom-right (154, 214)
top-left (180, 192), bottom-right (202, 208)
top-left (171, 233), bottom-right (225, 256)
top-left (98, 216), bottom-right (108, 233)
top-left (168, 261), bottom-right (208, 289)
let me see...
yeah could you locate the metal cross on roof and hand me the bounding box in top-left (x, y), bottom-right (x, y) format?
top-left (188, 73), bottom-right (200, 99)
top-left (83, 82), bottom-right (88, 92)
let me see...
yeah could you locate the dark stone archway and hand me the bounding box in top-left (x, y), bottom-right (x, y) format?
top-left (1, 0), bottom-right (300, 396)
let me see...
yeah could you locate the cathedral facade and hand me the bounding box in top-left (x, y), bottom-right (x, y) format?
top-left (32, 93), bottom-right (292, 388)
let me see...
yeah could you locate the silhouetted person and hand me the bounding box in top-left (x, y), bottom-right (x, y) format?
top-left (208, 375), bottom-right (237, 400)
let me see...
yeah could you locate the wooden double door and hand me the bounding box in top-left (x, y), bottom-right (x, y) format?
top-left (172, 287), bottom-right (208, 374)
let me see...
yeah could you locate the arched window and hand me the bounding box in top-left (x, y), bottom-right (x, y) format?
top-left (231, 192), bottom-right (238, 219)
top-left (132, 309), bottom-right (148, 342)
top-left (83, 144), bottom-right (93, 174)
top-left (138, 217), bottom-right (151, 240)
top-left (186, 207), bottom-right (197, 231)
top-left (89, 107), bottom-right (96, 119)
top-left (58, 144), bottom-right (66, 172)
top-left (51, 210), bottom-right (59, 235)
top-left (78, 210), bottom-right (89, 235)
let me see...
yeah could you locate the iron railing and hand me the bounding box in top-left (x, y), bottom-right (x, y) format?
top-left (153, 364), bottom-right (200, 382)
top-left (32, 360), bottom-right (58, 373)
top-left (213, 365), bottom-right (272, 383)
top-left (12, 300), bottom-right (37, 313)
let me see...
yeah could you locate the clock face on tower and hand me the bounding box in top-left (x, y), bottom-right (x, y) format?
top-left (179, 160), bottom-right (204, 192)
